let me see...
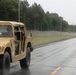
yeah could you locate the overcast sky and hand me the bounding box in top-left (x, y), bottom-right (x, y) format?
top-left (27, 0), bottom-right (76, 25)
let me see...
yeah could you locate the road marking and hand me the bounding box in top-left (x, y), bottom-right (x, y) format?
top-left (50, 67), bottom-right (61, 75)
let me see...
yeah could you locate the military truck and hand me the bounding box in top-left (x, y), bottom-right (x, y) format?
top-left (0, 21), bottom-right (33, 75)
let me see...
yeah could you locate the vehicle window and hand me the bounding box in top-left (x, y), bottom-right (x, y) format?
top-left (0, 25), bottom-right (12, 37)
top-left (14, 26), bottom-right (20, 40)
top-left (20, 26), bottom-right (24, 31)
top-left (14, 26), bottom-right (19, 31)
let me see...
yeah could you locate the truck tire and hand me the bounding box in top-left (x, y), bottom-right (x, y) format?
top-left (20, 47), bottom-right (31, 69)
top-left (0, 52), bottom-right (10, 75)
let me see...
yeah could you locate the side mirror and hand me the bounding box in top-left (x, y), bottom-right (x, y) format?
top-left (30, 32), bottom-right (32, 37)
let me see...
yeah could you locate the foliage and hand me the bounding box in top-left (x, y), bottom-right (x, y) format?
top-left (0, 0), bottom-right (18, 21)
top-left (0, 0), bottom-right (76, 32)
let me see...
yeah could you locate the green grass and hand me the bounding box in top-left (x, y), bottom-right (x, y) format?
top-left (33, 35), bottom-right (76, 45)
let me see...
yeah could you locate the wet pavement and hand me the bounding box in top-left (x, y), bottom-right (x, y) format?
top-left (10, 38), bottom-right (76, 75)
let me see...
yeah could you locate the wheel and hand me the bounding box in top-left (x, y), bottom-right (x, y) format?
top-left (20, 47), bottom-right (31, 69)
top-left (0, 52), bottom-right (10, 75)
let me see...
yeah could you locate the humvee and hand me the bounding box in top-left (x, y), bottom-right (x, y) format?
top-left (0, 21), bottom-right (33, 75)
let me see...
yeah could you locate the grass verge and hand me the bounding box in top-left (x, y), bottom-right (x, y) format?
top-left (33, 35), bottom-right (76, 45)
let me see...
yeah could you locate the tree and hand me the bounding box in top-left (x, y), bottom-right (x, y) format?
top-left (50, 13), bottom-right (61, 31)
top-left (0, 0), bottom-right (18, 21)
top-left (62, 20), bottom-right (69, 32)
top-left (29, 3), bottom-right (45, 30)
top-left (0, 0), bottom-right (75, 32)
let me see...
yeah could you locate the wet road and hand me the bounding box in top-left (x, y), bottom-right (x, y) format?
top-left (10, 38), bottom-right (76, 75)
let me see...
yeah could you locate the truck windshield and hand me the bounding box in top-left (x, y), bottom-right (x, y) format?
top-left (0, 25), bottom-right (12, 37)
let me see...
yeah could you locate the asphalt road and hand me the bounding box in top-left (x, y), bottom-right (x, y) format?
top-left (10, 38), bottom-right (76, 75)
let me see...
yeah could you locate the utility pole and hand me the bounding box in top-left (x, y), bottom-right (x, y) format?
top-left (23, 0), bottom-right (26, 24)
top-left (18, 0), bottom-right (20, 22)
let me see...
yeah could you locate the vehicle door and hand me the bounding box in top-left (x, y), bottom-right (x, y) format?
top-left (14, 26), bottom-right (21, 55)
top-left (20, 26), bottom-right (25, 52)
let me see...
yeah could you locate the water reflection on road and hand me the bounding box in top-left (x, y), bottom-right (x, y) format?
top-left (10, 69), bottom-right (31, 75)
top-left (10, 38), bottom-right (76, 75)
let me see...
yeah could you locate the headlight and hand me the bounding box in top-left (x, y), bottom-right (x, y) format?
top-left (0, 46), bottom-right (4, 51)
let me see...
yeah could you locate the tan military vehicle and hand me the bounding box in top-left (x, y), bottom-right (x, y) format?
top-left (0, 21), bottom-right (33, 75)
